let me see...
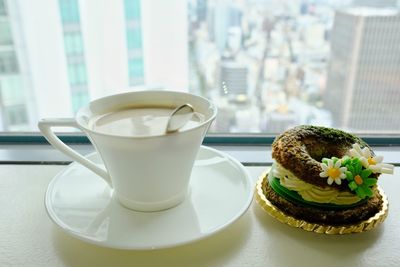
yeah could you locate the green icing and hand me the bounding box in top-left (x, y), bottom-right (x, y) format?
top-left (300, 125), bottom-right (368, 147)
top-left (269, 176), bottom-right (367, 210)
top-left (342, 157), bottom-right (377, 199)
top-left (302, 125), bottom-right (353, 139)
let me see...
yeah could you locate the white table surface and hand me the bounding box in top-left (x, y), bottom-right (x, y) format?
top-left (1, 162), bottom-right (399, 267)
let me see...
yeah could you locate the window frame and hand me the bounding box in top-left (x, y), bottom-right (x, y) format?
top-left (1, 132), bottom-right (400, 146)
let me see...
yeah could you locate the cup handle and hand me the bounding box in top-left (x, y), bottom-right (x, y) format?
top-left (38, 118), bottom-right (112, 187)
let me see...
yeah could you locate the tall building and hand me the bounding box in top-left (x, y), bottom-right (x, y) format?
top-left (220, 60), bottom-right (248, 96)
top-left (58, 0), bottom-right (89, 113)
top-left (352, 0), bottom-right (398, 8)
top-left (0, 0), bottom-right (188, 131)
top-left (124, 0), bottom-right (144, 86)
top-left (210, 0), bottom-right (242, 53)
top-left (0, 0), bottom-right (32, 130)
top-left (324, 7), bottom-right (400, 132)
top-left (1, 0), bottom-right (135, 131)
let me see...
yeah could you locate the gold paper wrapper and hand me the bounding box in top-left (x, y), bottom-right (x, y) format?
top-left (255, 170), bottom-right (389, 234)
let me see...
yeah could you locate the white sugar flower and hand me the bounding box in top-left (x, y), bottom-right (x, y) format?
top-left (348, 143), bottom-right (394, 174)
top-left (320, 158), bottom-right (347, 185)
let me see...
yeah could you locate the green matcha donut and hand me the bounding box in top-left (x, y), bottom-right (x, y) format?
top-left (272, 125), bottom-right (375, 190)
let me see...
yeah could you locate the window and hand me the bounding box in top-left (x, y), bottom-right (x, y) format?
top-left (0, 76), bottom-right (24, 105)
top-left (0, 0), bottom-right (7, 17)
top-left (4, 104), bottom-right (28, 126)
top-left (187, 1), bottom-right (400, 134)
top-left (0, 1), bottom-right (399, 135)
top-left (124, 0), bottom-right (141, 20)
top-left (59, 0), bottom-right (80, 23)
top-left (0, 51), bottom-right (18, 74)
top-left (128, 58), bottom-right (144, 78)
top-left (71, 90), bottom-right (89, 113)
top-left (126, 28), bottom-right (142, 50)
top-left (58, 0), bottom-right (89, 112)
top-left (64, 33), bottom-right (84, 55)
top-left (124, 0), bottom-right (145, 86)
top-left (0, 21), bottom-right (12, 45)
top-left (0, 75), bottom-right (29, 130)
top-left (68, 63), bottom-right (87, 85)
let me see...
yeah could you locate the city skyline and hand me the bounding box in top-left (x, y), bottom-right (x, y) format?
top-left (189, 0), bottom-right (400, 133)
top-left (325, 7), bottom-right (400, 133)
top-left (0, 0), bottom-right (189, 131)
top-left (0, 0), bottom-right (399, 134)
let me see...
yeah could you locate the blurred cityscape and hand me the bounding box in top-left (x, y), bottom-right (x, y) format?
top-left (0, 0), bottom-right (399, 134)
top-left (188, 0), bottom-right (400, 133)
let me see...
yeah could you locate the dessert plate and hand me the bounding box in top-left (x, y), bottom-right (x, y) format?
top-left (45, 146), bottom-right (253, 250)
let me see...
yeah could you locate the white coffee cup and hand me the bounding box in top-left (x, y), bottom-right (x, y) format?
top-left (39, 90), bottom-right (217, 211)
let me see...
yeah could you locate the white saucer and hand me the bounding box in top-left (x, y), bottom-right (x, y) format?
top-left (45, 146), bottom-right (253, 250)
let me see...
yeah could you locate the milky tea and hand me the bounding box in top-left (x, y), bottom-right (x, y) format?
top-left (89, 107), bottom-right (205, 137)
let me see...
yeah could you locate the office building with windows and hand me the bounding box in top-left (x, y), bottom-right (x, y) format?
top-left (0, 0), bottom-right (189, 131)
top-left (59, 0), bottom-right (89, 113)
top-left (324, 7), bottom-right (400, 132)
top-left (220, 61), bottom-right (248, 96)
top-left (352, 0), bottom-right (398, 8)
top-left (0, 0), bottom-right (32, 130)
top-left (124, 0), bottom-right (144, 86)
top-left (0, 0), bottom-right (148, 130)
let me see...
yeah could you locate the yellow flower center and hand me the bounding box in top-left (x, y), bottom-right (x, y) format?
top-left (354, 175), bottom-right (363, 185)
top-left (328, 168), bottom-right (341, 179)
top-left (368, 157), bottom-right (376, 165)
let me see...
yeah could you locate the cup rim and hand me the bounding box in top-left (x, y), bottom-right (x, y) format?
top-left (76, 90), bottom-right (217, 139)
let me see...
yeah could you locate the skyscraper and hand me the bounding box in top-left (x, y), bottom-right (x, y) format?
top-left (0, 0), bottom-right (32, 130)
top-left (124, 0), bottom-right (144, 86)
top-left (58, 0), bottom-right (89, 113)
top-left (324, 7), bottom-right (400, 132)
top-left (352, 0), bottom-right (398, 8)
top-left (0, 0), bottom-right (149, 131)
top-left (220, 60), bottom-right (248, 96)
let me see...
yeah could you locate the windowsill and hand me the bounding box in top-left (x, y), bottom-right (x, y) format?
top-left (1, 141), bottom-right (399, 267)
top-left (1, 143), bottom-right (399, 166)
top-left (1, 155), bottom-right (399, 266)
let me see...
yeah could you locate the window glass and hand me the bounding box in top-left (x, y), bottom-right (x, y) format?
top-left (4, 104), bottom-right (28, 126)
top-left (188, 0), bottom-right (400, 134)
top-left (0, 51), bottom-right (18, 74)
top-left (124, 0), bottom-right (141, 20)
top-left (124, 0), bottom-right (144, 86)
top-left (0, 0), bottom-right (398, 134)
top-left (0, 0), bottom-right (7, 16)
top-left (71, 91), bottom-right (89, 113)
top-left (0, 76), bottom-right (24, 105)
top-left (0, 77), bottom-right (28, 130)
top-left (126, 29), bottom-right (142, 50)
top-left (59, 0), bottom-right (80, 23)
top-left (68, 63), bottom-right (87, 85)
top-left (64, 33), bottom-right (84, 54)
top-left (128, 58), bottom-right (144, 78)
top-left (0, 20), bottom-right (12, 45)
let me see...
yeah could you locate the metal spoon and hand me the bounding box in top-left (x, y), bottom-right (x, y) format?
top-left (166, 104), bottom-right (195, 134)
